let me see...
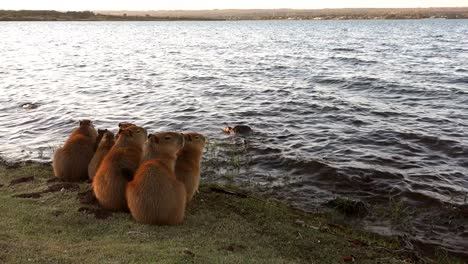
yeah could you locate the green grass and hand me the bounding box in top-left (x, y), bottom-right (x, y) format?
top-left (0, 163), bottom-right (413, 263)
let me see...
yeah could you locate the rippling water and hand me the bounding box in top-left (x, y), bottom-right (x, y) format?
top-left (1, 20), bottom-right (467, 255)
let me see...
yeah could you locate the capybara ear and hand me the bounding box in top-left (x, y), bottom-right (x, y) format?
top-left (98, 129), bottom-right (107, 134)
top-left (118, 122), bottom-right (125, 128)
top-left (147, 134), bottom-right (152, 139)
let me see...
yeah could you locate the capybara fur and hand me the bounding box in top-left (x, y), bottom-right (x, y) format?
top-left (175, 132), bottom-right (206, 203)
top-left (94, 129), bottom-right (107, 151)
top-left (116, 122), bottom-right (136, 139)
top-left (126, 132), bottom-right (186, 225)
top-left (53, 120), bottom-right (98, 182)
top-left (93, 125), bottom-right (147, 211)
top-left (88, 130), bottom-right (115, 181)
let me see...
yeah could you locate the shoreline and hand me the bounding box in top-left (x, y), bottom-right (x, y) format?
top-left (1, 8), bottom-right (468, 21)
top-left (0, 160), bottom-right (465, 263)
top-left (1, 18), bottom-right (467, 22)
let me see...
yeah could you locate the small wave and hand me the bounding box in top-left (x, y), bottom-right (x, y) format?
top-left (331, 56), bottom-right (378, 65)
top-left (331, 48), bottom-right (357, 52)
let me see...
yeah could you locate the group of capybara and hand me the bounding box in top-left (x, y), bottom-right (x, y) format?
top-left (52, 120), bottom-right (206, 225)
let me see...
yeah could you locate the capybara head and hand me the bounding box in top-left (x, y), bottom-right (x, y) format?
top-left (183, 132), bottom-right (206, 151)
top-left (77, 119), bottom-right (98, 138)
top-left (95, 129), bottom-right (107, 144)
top-left (144, 132), bottom-right (185, 159)
top-left (118, 126), bottom-right (147, 147)
top-left (117, 122), bottom-right (136, 139)
top-left (79, 119), bottom-right (93, 127)
top-left (223, 126), bottom-right (234, 134)
top-left (100, 130), bottom-right (115, 147)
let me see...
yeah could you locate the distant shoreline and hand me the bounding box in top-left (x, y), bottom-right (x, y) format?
top-left (1, 8), bottom-right (468, 21)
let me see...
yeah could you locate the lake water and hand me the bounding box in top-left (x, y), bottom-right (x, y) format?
top-left (0, 20), bottom-right (467, 256)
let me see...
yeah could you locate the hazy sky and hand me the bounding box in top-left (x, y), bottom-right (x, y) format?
top-left (1, 0), bottom-right (468, 11)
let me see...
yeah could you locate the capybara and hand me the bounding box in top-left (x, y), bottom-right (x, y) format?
top-left (88, 130), bottom-right (115, 180)
top-left (126, 132), bottom-right (186, 225)
top-left (175, 132), bottom-right (206, 203)
top-left (93, 125), bottom-right (147, 211)
top-left (53, 120), bottom-right (98, 182)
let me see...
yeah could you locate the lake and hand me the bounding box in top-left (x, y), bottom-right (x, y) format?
top-left (0, 20), bottom-right (467, 256)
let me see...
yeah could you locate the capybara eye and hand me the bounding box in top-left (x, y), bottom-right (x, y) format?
top-left (195, 136), bottom-right (200, 140)
top-left (164, 136), bottom-right (171, 140)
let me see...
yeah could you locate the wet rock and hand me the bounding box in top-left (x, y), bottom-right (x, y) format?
top-left (78, 207), bottom-right (112, 220)
top-left (324, 198), bottom-right (369, 217)
top-left (9, 176), bottom-right (34, 186)
top-left (13, 192), bottom-right (42, 199)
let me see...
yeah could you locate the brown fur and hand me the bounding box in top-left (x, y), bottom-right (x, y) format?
top-left (175, 132), bottom-right (206, 203)
top-left (93, 125), bottom-right (147, 211)
top-left (52, 120), bottom-right (98, 182)
top-left (94, 129), bottom-right (107, 151)
top-left (126, 132), bottom-right (186, 225)
top-left (116, 122), bottom-right (136, 139)
top-left (88, 130), bottom-right (115, 181)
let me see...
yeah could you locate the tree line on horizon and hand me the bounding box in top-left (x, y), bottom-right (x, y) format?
top-left (1, 8), bottom-right (468, 21)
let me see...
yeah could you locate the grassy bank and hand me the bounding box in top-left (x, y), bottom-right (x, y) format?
top-left (0, 162), bottom-right (439, 263)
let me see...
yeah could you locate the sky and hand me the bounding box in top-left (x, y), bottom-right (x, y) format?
top-left (1, 0), bottom-right (468, 11)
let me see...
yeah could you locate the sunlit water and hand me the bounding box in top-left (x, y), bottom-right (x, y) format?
top-left (0, 20), bottom-right (467, 256)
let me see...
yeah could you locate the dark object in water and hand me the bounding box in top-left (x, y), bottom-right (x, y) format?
top-left (324, 197), bottom-right (369, 217)
top-left (223, 125), bottom-right (252, 135)
top-left (21, 103), bottom-right (39, 109)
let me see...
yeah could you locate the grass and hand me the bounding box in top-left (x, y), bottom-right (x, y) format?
top-left (0, 162), bottom-right (417, 263)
